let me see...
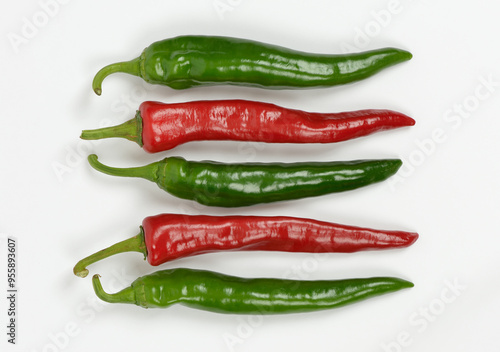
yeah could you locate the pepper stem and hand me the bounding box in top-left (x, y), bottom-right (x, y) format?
top-left (92, 274), bottom-right (136, 304)
top-left (92, 56), bottom-right (142, 96)
top-left (80, 111), bottom-right (143, 147)
top-left (87, 154), bottom-right (160, 183)
top-left (73, 231), bottom-right (147, 278)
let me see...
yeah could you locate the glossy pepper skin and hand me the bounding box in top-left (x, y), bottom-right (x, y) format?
top-left (87, 155), bottom-right (402, 207)
top-left (73, 214), bottom-right (418, 277)
top-left (92, 35), bottom-right (412, 95)
top-left (80, 100), bottom-right (415, 153)
top-left (92, 268), bottom-right (413, 313)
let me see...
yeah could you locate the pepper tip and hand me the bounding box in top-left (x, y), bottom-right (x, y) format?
top-left (408, 232), bottom-right (419, 246)
top-left (395, 48), bottom-right (412, 62)
top-left (389, 158), bottom-right (403, 172)
top-left (402, 279), bottom-right (414, 289)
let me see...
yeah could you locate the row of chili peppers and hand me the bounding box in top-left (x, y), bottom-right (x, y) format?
top-left (74, 35), bottom-right (417, 314)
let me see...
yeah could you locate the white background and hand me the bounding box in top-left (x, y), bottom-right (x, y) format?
top-left (2, 0), bottom-right (500, 351)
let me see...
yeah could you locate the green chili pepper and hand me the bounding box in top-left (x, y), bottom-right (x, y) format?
top-left (87, 155), bottom-right (402, 207)
top-left (92, 35), bottom-right (412, 95)
top-left (92, 268), bottom-right (413, 313)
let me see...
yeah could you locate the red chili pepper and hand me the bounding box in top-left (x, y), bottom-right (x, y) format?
top-left (80, 100), bottom-right (415, 152)
top-left (73, 214), bottom-right (418, 277)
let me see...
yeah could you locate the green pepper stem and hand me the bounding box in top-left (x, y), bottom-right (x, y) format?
top-left (92, 56), bottom-right (142, 96)
top-left (92, 274), bottom-right (136, 304)
top-left (73, 232), bottom-right (147, 278)
top-left (87, 154), bottom-right (160, 183)
top-left (80, 111), bottom-right (143, 147)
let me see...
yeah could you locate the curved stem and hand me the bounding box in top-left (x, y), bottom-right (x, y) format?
top-left (92, 56), bottom-right (142, 96)
top-left (73, 232), bottom-right (147, 278)
top-left (80, 111), bottom-right (143, 147)
top-left (92, 274), bottom-right (136, 304)
top-left (87, 154), bottom-right (160, 183)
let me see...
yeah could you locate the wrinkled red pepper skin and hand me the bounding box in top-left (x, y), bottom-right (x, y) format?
top-left (139, 100), bottom-right (415, 153)
top-left (142, 214), bottom-right (418, 266)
